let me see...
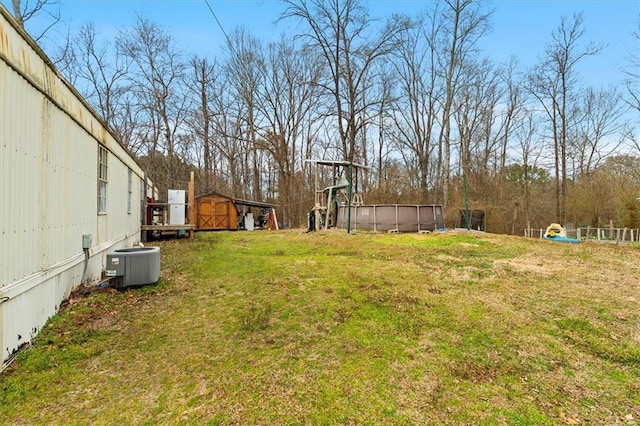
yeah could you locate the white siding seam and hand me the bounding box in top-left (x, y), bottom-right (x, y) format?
top-left (0, 230), bottom-right (140, 300)
top-left (0, 254), bottom-right (84, 300)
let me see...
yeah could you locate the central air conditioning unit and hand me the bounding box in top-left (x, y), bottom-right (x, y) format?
top-left (105, 247), bottom-right (161, 288)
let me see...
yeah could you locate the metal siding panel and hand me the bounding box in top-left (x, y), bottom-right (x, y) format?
top-left (0, 67), bottom-right (100, 285)
top-left (1, 8), bottom-right (147, 367)
top-left (66, 117), bottom-right (95, 252)
top-left (1, 62), bottom-right (42, 285)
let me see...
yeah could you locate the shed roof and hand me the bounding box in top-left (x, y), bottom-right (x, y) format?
top-left (195, 191), bottom-right (275, 209)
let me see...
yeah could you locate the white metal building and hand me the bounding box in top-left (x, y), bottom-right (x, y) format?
top-left (0, 7), bottom-right (148, 368)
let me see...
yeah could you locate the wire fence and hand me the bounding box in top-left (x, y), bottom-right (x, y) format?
top-left (524, 227), bottom-right (640, 243)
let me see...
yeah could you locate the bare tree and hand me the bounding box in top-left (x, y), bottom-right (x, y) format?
top-left (207, 67), bottom-right (247, 196)
top-left (186, 56), bottom-right (218, 193)
top-left (510, 109), bottom-right (547, 231)
top-left (49, 22), bottom-right (141, 153)
top-left (117, 16), bottom-right (190, 192)
top-left (10, 0), bottom-right (59, 41)
top-left (454, 58), bottom-right (502, 178)
top-left (282, 0), bottom-right (408, 163)
top-left (527, 12), bottom-right (603, 223)
top-left (222, 28), bottom-right (265, 200)
top-left (623, 17), bottom-right (640, 115)
top-left (254, 37), bottom-right (324, 225)
top-left (435, 0), bottom-right (491, 208)
top-left (571, 86), bottom-right (625, 176)
top-left (389, 10), bottom-right (441, 200)
top-left (622, 16), bottom-right (640, 153)
top-left (48, 25), bottom-right (77, 82)
top-left (372, 66), bottom-right (396, 191)
top-left (71, 24), bottom-right (130, 130)
top-left (494, 58), bottom-right (523, 174)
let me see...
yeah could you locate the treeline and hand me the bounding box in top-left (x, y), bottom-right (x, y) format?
top-left (15, 0), bottom-right (640, 232)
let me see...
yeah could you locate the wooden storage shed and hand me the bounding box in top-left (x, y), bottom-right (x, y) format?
top-left (195, 192), bottom-right (275, 231)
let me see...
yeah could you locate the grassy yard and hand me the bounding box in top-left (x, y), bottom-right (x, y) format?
top-left (1, 230), bottom-right (639, 424)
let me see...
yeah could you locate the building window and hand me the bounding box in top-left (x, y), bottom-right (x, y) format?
top-left (127, 169), bottom-right (133, 214)
top-left (98, 146), bottom-right (108, 213)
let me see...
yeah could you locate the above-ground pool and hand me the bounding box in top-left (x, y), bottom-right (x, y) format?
top-left (336, 204), bottom-right (444, 232)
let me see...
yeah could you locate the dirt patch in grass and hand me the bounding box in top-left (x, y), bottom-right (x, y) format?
top-left (498, 254), bottom-right (560, 277)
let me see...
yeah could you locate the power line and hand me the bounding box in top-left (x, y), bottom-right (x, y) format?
top-left (203, 0), bottom-right (233, 48)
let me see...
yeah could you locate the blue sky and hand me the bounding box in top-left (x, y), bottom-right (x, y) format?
top-left (6, 0), bottom-right (640, 88)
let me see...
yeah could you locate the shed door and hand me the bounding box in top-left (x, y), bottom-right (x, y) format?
top-left (198, 199), bottom-right (233, 230)
top-left (197, 201), bottom-right (216, 230)
top-left (198, 199), bottom-right (237, 230)
top-left (213, 201), bottom-right (231, 229)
